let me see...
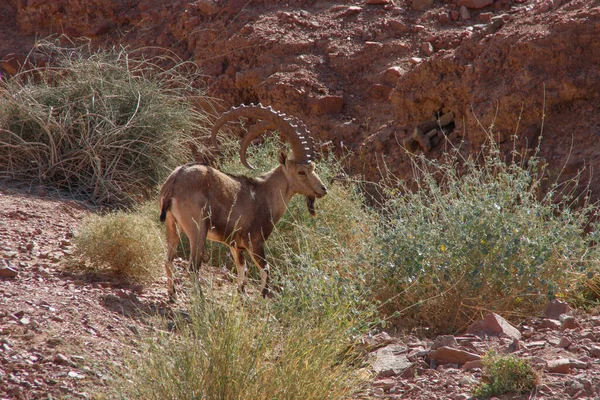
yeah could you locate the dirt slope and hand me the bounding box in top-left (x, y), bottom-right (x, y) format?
top-left (0, 186), bottom-right (175, 399)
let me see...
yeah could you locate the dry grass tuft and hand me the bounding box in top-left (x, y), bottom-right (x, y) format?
top-left (74, 208), bottom-right (164, 284)
top-left (0, 38), bottom-right (211, 206)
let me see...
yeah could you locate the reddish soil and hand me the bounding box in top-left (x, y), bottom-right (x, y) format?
top-left (0, 185), bottom-right (174, 399)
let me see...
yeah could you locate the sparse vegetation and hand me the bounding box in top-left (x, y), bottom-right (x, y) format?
top-left (77, 139), bottom-right (377, 399)
top-left (372, 136), bottom-right (600, 333)
top-left (74, 207), bottom-right (164, 284)
top-left (474, 350), bottom-right (540, 397)
top-left (0, 38), bottom-right (210, 206)
top-left (66, 123), bottom-right (600, 397)
top-left (119, 290), bottom-right (367, 400)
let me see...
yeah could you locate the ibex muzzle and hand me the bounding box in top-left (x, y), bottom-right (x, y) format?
top-left (159, 104), bottom-right (327, 299)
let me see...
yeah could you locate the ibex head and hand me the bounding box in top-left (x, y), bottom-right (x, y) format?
top-left (211, 104), bottom-right (327, 216)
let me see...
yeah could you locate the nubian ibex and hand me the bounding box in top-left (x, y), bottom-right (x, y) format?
top-left (159, 104), bottom-right (328, 299)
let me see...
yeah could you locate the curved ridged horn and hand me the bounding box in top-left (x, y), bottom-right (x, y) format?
top-left (211, 104), bottom-right (315, 170)
top-left (286, 115), bottom-right (315, 163)
top-left (239, 120), bottom-right (277, 169)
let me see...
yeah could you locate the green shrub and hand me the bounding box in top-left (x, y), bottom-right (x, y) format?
top-left (372, 136), bottom-right (600, 333)
top-left (0, 38), bottom-right (210, 206)
top-left (74, 208), bottom-right (164, 284)
top-left (474, 350), bottom-right (539, 397)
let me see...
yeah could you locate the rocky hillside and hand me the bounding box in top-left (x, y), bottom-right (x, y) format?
top-left (1, 0), bottom-right (599, 192)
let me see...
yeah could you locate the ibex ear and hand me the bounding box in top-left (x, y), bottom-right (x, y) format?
top-left (278, 149), bottom-right (287, 165)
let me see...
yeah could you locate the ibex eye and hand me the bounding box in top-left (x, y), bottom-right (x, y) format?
top-left (298, 171), bottom-right (306, 176)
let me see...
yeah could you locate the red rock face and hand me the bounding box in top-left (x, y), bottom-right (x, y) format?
top-left (1, 0), bottom-right (599, 196)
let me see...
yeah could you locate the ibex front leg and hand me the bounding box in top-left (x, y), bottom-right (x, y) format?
top-left (248, 243), bottom-right (270, 298)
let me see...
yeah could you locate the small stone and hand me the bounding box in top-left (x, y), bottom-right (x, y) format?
top-left (459, 6), bottom-right (471, 20)
top-left (463, 359), bottom-right (483, 370)
top-left (409, 57), bottom-right (423, 64)
top-left (0, 265), bottom-right (18, 278)
top-left (450, 10), bottom-right (460, 20)
top-left (412, 0), bottom-right (434, 11)
top-left (466, 312), bottom-right (521, 340)
top-left (371, 344), bottom-right (413, 377)
top-left (439, 13), bottom-right (451, 23)
top-left (68, 371), bottom-right (85, 380)
top-left (432, 335), bottom-right (458, 350)
top-left (546, 358), bottom-right (572, 374)
top-left (429, 346), bottom-right (481, 365)
top-left (337, 6), bottom-right (362, 17)
top-left (558, 337), bottom-right (572, 349)
top-left (588, 345), bottom-right (600, 357)
top-left (437, 111), bottom-right (455, 126)
top-left (387, 19), bottom-right (408, 32)
top-left (54, 353), bottom-right (71, 366)
top-left (545, 299), bottom-right (571, 320)
top-left (421, 42), bottom-right (434, 56)
top-left (546, 358), bottom-right (589, 374)
top-left (196, 0), bottom-right (221, 15)
top-left (458, 0), bottom-right (493, 8)
top-left (526, 340), bottom-right (547, 348)
top-left (538, 318), bottom-right (562, 330)
top-left (560, 315), bottom-right (579, 331)
top-left (478, 12), bottom-right (493, 22)
top-left (382, 66), bottom-right (404, 84)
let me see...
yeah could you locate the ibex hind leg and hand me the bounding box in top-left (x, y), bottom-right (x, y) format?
top-left (177, 216), bottom-right (208, 273)
top-left (174, 216), bottom-right (207, 299)
top-left (164, 212), bottom-right (179, 301)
